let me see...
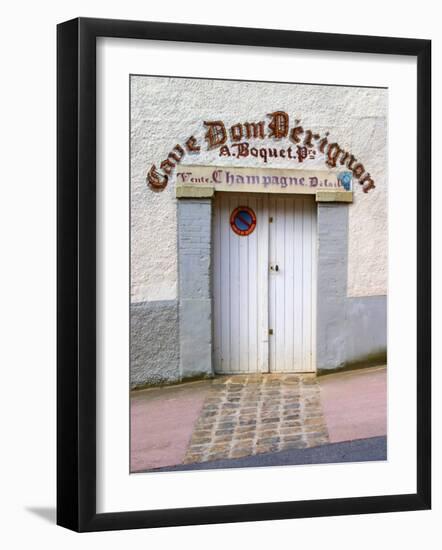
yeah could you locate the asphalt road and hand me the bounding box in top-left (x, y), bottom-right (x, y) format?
top-left (154, 436), bottom-right (387, 472)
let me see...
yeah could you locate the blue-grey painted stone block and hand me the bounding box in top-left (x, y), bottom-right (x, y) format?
top-left (178, 199), bottom-right (214, 379)
top-left (317, 203), bottom-right (349, 370)
top-left (317, 203), bottom-right (386, 371)
top-left (179, 299), bottom-right (213, 379)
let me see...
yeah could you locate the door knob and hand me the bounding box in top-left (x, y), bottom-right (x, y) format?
top-left (270, 264), bottom-right (279, 271)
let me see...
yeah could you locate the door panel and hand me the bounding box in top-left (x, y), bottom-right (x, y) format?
top-left (213, 193), bottom-right (267, 373)
top-left (268, 196), bottom-right (316, 372)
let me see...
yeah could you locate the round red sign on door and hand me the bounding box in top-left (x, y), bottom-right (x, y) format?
top-left (230, 206), bottom-right (257, 236)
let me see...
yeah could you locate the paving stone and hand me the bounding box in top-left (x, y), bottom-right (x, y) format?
top-left (283, 403), bottom-right (300, 410)
top-left (218, 424), bottom-right (237, 432)
top-left (214, 429), bottom-right (234, 437)
top-left (282, 434), bottom-right (304, 443)
top-left (213, 437), bottom-right (234, 448)
top-left (192, 429), bottom-right (213, 436)
top-left (260, 417), bottom-right (280, 424)
top-left (183, 455), bottom-right (205, 464)
top-left (231, 438), bottom-right (254, 447)
top-left (280, 425), bottom-right (302, 434)
top-left (219, 415), bottom-right (237, 421)
top-left (280, 440), bottom-right (308, 450)
top-left (191, 437), bottom-right (213, 445)
top-left (230, 448), bottom-right (252, 459)
top-left (239, 419), bottom-right (257, 426)
top-left (304, 418), bottom-right (326, 427)
top-left (256, 437), bottom-right (280, 446)
top-left (212, 442), bottom-right (231, 451)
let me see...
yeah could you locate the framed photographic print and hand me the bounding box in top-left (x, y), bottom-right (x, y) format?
top-left (57, 18), bottom-right (431, 532)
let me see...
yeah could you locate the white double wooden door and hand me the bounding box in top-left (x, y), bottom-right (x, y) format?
top-left (213, 193), bottom-right (316, 374)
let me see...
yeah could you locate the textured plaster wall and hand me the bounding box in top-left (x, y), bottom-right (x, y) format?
top-left (131, 81), bottom-right (179, 302)
top-left (347, 115), bottom-right (388, 296)
top-left (130, 76), bottom-right (388, 303)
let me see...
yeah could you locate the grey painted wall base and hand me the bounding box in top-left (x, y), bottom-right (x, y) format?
top-left (130, 300), bottom-right (180, 388)
top-left (345, 295), bottom-right (387, 366)
top-left (317, 203), bottom-right (386, 371)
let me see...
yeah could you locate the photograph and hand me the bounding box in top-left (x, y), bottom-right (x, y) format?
top-left (0, 0), bottom-right (435, 542)
top-left (129, 75), bottom-right (388, 473)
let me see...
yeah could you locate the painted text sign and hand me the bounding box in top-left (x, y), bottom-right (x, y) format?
top-left (147, 111), bottom-right (375, 193)
top-left (175, 166), bottom-right (352, 195)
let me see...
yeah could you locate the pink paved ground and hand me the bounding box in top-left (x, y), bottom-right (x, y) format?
top-left (318, 366), bottom-right (387, 443)
top-left (130, 380), bottom-right (211, 472)
top-left (131, 366), bottom-right (387, 471)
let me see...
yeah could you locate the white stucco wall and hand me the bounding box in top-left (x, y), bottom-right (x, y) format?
top-left (131, 76), bottom-right (387, 302)
top-left (347, 114), bottom-right (387, 297)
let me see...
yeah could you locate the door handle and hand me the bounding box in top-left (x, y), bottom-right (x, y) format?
top-left (270, 264), bottom-right (279, 271)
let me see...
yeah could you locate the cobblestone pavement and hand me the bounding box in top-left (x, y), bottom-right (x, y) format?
top-left (184, 374), bottom-right (329, 464)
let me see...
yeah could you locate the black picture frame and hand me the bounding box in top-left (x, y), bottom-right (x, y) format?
top-left (57, 17), bottom-right (431, 532)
